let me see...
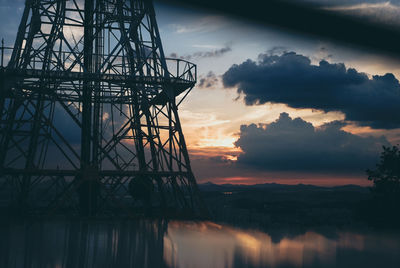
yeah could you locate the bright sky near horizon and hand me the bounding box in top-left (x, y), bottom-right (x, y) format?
top-left (1, 0), bottom-right (400, 185)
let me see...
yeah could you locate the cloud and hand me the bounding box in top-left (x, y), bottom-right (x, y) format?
top-left (234, 113), bottom-right (390, 173)
top-left (324, 1), bottom-right (400, 26)
top-left (326, 1), bottom-right (395, 11)
top-left (169, 15), bottom-right (227, 34)
top-left (265, 46), bottom-right (288, 56)
top-left (198, 71), bottom-right (219, 88)
top-left (222, 51), bottom-right (400, 129)
top-left (293, 0), bottom-right (397, 7)
top-left (169, 44), bottom-right (232, 61)
top-left (190, 45), bottom-right (231, 59)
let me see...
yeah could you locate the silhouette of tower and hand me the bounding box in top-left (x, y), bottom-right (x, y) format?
top-left (0, 0), bottom-right (205, 216)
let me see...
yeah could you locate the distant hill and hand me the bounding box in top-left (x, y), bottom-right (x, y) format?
top-left (198, 181), bottom-right (369, 193)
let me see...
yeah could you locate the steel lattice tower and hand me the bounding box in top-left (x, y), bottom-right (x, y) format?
top-left (0, 0), bottom-right (205, 216)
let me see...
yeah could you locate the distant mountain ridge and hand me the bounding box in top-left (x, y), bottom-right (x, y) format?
top-left (198, 181), bottom-right (369, 193)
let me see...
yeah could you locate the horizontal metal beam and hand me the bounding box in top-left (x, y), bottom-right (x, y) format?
top-left (0, 68), bottom-right (195, 86)
top-left (0, 68), bottom-right (193, 105)
top-left (163, 0), bottom-right (400, 57)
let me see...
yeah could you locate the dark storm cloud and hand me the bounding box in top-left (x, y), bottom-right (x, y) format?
top-left (234, 113), bottom-right (389, 173)
top-left (169, 44), bottom-right (232, 61)
top-left (198, 71), bottom-right (219, 88)
top-left (222, 52), bottom-right (400, 129)
top-left (53, 104), bottom-right (81, 144)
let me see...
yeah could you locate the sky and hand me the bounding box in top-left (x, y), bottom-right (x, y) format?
top-left (1, 0), bottom-right (400, 186)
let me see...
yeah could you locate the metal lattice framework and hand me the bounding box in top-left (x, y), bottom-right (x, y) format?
top-left (0, 0), bottom-right (205, 216)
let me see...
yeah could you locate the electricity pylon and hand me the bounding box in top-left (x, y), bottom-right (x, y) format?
top-left (0, 0), bottom-right (205, 216)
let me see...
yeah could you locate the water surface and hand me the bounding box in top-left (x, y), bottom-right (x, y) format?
top-left (1, 220), bottom-right (399, 268)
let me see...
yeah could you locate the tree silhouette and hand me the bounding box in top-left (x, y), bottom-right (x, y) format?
top-left (363, 145), bottom-right (400, 226)
top-left (367, 145), bottom-right (400, 196)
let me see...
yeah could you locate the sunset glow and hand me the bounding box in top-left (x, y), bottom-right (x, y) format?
top-left (1, 0), bottom-right (399, 187)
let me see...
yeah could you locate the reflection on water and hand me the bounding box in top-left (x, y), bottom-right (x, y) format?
top-left (1, 220), bottom-right (399, 268)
